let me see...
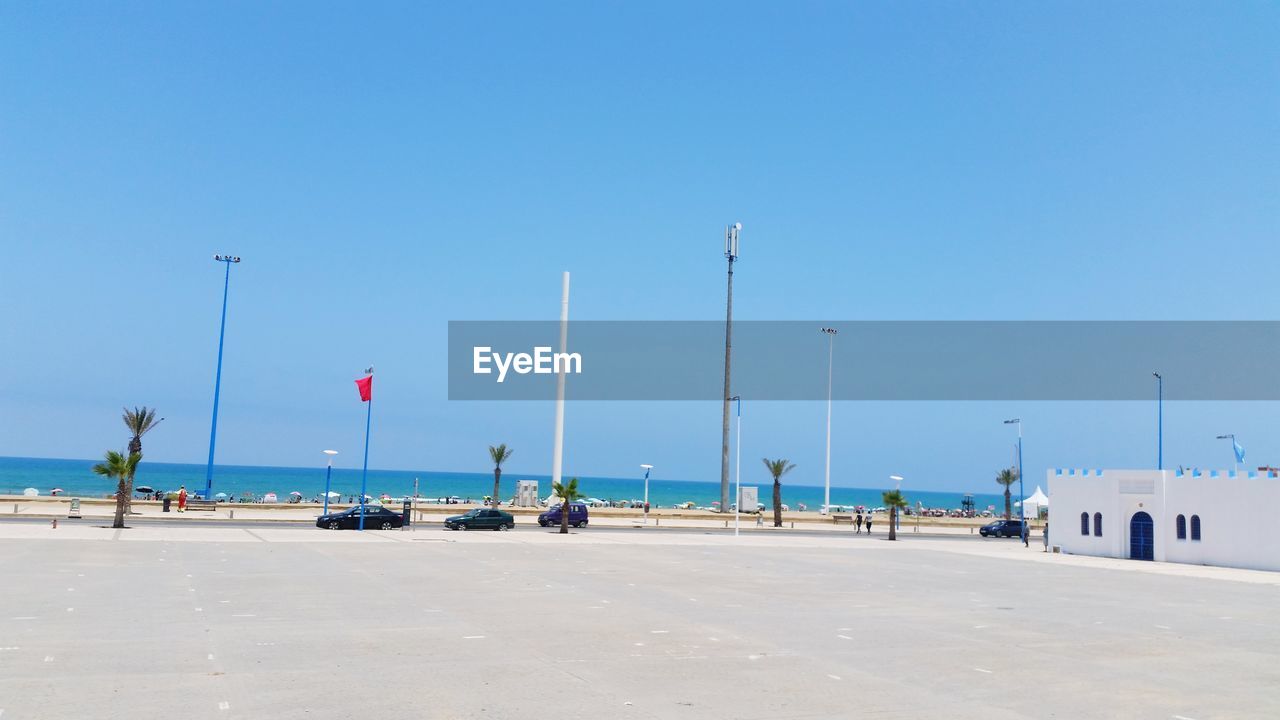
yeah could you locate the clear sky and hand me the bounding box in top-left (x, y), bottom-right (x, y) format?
top-left (2, 2), bottom-right (1277, 492)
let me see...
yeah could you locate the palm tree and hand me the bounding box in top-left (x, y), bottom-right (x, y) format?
top-left (552, 477), bottom-right (582, 535)
top-left (122, 407), bottom-right (162, 513)
top-left (996, 467), bottom-right (1018, 519)
top-left (882, 489), bottom-right (908, 541)
top-left (761, 458), bottom-right (795, 527)
top-left (488, 444), bottom-right (513, 507)
top-left (93, 450), bottom-right (140, 529)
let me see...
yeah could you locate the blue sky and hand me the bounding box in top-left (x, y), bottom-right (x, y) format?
top-left (1, 2), bottom-right (1277, 492)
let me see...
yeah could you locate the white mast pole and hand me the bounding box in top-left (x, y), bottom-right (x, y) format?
top-left (551, 272), bottom-right (570, 490)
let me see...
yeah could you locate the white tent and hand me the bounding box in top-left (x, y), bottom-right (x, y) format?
top-left (22, 487), bottom-right (38, 496)
top-left (1022, 486), bottom-right (1049, 518)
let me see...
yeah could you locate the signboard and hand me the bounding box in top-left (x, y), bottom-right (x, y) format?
top-left (739, 486), bottom-right (758, 511)
top-left (68, 498), bottom-right (81, 518)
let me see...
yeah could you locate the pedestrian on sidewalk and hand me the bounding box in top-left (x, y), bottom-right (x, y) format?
top-left (1043, 521), bottom-right (1050, 552)
top-left (865, 515), bottom-right (873, 535)
top-left (1021, 519), bottom-right (1029, 547)
top-left (177, 486), bottom-right (187, 513)
top-left (855, 512), bottom-right (863, 534)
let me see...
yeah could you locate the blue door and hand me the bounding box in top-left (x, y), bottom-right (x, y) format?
top-left (1129, 512), bottom-right (1154, 561)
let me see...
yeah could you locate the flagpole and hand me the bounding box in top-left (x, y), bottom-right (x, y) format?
top-left (359, 372), bottom-right (373, 531)
top-left (551, 272), bottom-right (570, 492)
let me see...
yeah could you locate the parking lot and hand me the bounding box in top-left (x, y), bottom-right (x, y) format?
top-left (1, 524), bottom-right (1277, 719)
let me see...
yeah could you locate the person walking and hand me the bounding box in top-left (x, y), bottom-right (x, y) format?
top-left (865, 515), bottom-right (873, 535)
top-left (177, 486), bottom-right (187, 513)
top-left (1043, 521), bottom-right (1050, 552)
top-left (1021, 518), bottom-right (1030, 547)
top-left (855, 512), bottom-right (863, 534)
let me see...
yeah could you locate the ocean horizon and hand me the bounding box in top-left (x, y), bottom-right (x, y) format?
top-left (0, 456), bottom-right (1009, 512)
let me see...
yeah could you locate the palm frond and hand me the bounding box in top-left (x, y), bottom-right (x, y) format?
top-left (488, 444), bottom-right (513, 466)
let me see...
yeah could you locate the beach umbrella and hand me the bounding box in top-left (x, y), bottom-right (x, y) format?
top-left (289, 491), bottom-right (303, 497)
top-left (262, 492), bottom-right (278, 503)
top-left (214, 492), bottom-right (228, 500)
top-left (22, 488), bottom-right (38, 496)
top-left (135, 485), bottom-right (154, 494)
top-left (50, 488), bottom-right (64, 495)
top-left (326, 491), bottom-right (340, 498)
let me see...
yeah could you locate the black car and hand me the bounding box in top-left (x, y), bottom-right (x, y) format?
top-left (316, 505), bottom-right (405, 530)
top-left (979, 519), bottom-right (1026, 538)
top-left (444, 508), bottom-right (515, 531)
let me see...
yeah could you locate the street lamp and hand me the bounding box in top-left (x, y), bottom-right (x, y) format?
top-left (1216, 434), bottom-right (1238, 474)
top-left (640, 464), bottom-right (653, 525)
top-left (1153, 372), bottom-right (1163, 470)
top-left (1003, 419), bottom-right (1024, 529)
top-left (322, 450), bottom-right (338, 515)
top-left (731, 395), bottom-right (742, 537)
top-left (820, 327), bottom-right (838, 515)
top-left (204, 254), bottom-right (241, 499)
top-left (720, 222), bottom-right (742, 514)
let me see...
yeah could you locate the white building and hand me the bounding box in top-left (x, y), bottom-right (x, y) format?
top-left (1048, 468), bottom-right (1280, 573)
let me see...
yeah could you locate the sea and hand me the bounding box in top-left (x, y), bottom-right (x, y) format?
top-left (0, 456), bottom-right (1006, 512)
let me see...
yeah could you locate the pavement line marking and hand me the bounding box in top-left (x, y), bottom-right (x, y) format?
top-left (747, 654), bottom-right (762, 660)
top-left (836, 635), bottom-right (853, 640)
top-left (974, 625), bottom-right (988, 629)
top-left (0, 647), bottom-right (19, 651)
top-left (218, 701), bottom-right (230, 710)
top-left (1155, 625), bottom-right (1171, 630)
top-left (66, 608), bottom-right (74, 612)
top-left (974, 668), bottom-right (993, 674)
top-left (44, 656), bottom-right (53, 662)
top-left (463, 635), bottom-right (485, 639)
top-left (208, 654), bottom-right (215, 660)
top-left (11, 617), bottom-right (37, 620)
top-left (650, 630), bottom-right (669, 634)
top-left (195, 608), bottom-right (203, 612)
top-left (1172, 715), bottom-right (1198, 720)
top-left (232, 614), bottom-right (256, 617)
top-left (219, 600), bottom-right (231, 604)
top-left (828, 675), bottom-right (841, 680)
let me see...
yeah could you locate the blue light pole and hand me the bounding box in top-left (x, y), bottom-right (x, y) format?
top-left (1004, 418), bottom-right (1024, 531)
top-left (322, 450), bottom-right (338, 515)
top-left (204, 254), bottom-right (240, 499)
top-left (1153, 372), bottom-right (1163, 470)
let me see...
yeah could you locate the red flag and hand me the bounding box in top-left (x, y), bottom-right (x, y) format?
top-left (355, 375), bottom-right (372, 402)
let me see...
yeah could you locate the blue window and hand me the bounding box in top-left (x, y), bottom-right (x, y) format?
top-left (1080, 512), bottom-right (1089, 535)
top-left (1176, 515), bottom-right (1186, 540)
top-left (1191, 515), bottom-right (1201, 541)
top-left (1093, 512), bottom-right (1103, 537)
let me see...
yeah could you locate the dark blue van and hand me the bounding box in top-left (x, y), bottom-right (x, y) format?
top-left (539, 503), bottom-right (589, 528)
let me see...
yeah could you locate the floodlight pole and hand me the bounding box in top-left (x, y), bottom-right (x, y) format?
top-left (732, 396), bottom-right (742, 537)
top-left (205, 254), bottom-right (240, 500)
top-left (821, 328), bottom-right (837, 514)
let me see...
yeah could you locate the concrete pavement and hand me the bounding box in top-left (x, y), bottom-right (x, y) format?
top-left (0, 523), bottom-right (1276, 719)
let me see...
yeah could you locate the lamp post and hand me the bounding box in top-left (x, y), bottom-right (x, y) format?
top-left (720, 223), bottom-right (742, 515)
top-left (322, 450), bottom-right (338, 515)
top-left (731, 395), bottom-right (742, 537)
top-left (204, 254), bottom-right (241, 500)
top-left (1153, 372), bottom-right (1163, 470)
top-left (1003, 419), bottom-right (1024, 528)
top-left (640, 464), bottom-right (653, 525)
top-left (1216, 434), bottom-right (1238, 474)
top-left (820, 327), bottom-right (837, 515)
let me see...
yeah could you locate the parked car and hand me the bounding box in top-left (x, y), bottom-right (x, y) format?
top-left (316, 504), bottom-right (404, 530)
top-left (979, 519), bottom-right (1026, 538)
top-left (538, 502), bottom-right (588, 528)
top-left (444, 508), bottom-right (515, 531)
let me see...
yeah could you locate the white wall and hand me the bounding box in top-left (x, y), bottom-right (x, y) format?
top-left (1047, 469), bottom-right (1280, 573)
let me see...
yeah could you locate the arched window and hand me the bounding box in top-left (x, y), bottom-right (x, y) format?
top-left (1093, 512), bottom-right (1103, 537)
top-left (1080, 512), bottom-right (1089, 535)
top-left (1176, 515), bottom-right (1186, 540)
top-left (1191, 515), bottom-right (1201, 541)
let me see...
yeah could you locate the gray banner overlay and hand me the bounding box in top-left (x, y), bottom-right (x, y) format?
top-left (448, 321), bottom-right (1280, 401)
